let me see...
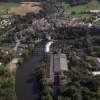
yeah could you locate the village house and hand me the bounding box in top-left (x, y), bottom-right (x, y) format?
top-left (94, 57), bottom-right (100, 69)
top-left (91, 57), bottom-right (100, 76)
top-left (0, 48), bottom-right (13, 62)
top-left (90, 10), bottom-right (100, 14)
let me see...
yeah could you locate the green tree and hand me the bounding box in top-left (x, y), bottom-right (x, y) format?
top-left (0, 65), bottom-right (16, 100)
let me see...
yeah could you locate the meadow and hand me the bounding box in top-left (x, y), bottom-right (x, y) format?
top-left (0, 3), bottom-right (19, 10)
top-left (63, 0), bottom-right (100, 19)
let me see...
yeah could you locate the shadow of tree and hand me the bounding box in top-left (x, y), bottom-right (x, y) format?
top-left (64, 0), bottom-right (91, 6)
top-left (27, 73), bottom-right (41, 94)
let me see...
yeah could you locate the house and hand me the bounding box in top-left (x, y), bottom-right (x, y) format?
top-left (90, 10), bottom-right (100, 14)
top-left (90, 57), bottom-right (100, 76)
top-left (94, 57), bottom-right (100, 69)
top-left (92, 71), bottom-right (100, 76)
top-left (0, 48), bottom-right (13, 61)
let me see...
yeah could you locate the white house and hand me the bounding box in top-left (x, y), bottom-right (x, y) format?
top-left (90, 10), bottom-right (100, 14)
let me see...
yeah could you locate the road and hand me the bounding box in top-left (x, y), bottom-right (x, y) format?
top-left (16, 41), bottom-right (47, 100)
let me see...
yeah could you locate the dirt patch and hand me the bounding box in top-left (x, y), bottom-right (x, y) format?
top-left (8, 2), bottom-right (43, 16)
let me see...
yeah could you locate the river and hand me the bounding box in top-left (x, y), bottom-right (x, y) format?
top-left (16, 41), bottom-right (47, 100)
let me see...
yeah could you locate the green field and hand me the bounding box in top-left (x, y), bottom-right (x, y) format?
top-left (0, 3), bottom-right (19, 10)
top-left (63, 0), bottom-right (100, 14)
top-left (63, 0), bottom-right (100, 19)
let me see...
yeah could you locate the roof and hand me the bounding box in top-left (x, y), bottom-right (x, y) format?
top-left (94, 57), bottom-right (100, 69)
top-left (90, 10), bottom-right (100, 13)
top-left (92, 71), bottom-right (100, 76)
top-left (97, 57), bottom-right (100, 63)
top-left (53, 53), bottom-right (68, 72)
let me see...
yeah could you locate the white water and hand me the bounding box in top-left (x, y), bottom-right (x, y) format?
top-left (45, 41), bottom-right (53, 53)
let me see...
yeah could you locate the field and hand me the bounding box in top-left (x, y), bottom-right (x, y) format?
top-left (8, 2), bottom-right (42, 16)
top-left (0, 0), bottom-right (100, 17)
top-left (0, 3), bottom-right (19, 10)
top-left (63, 0), bottom-right (100, 14)
top-left (0, 2), bottom-right (42, 16)
top-left (63, 0), bottom-right (100, 19)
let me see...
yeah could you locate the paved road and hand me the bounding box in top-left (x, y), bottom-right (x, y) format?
top-left (16, 42), bottom-right (46, 100)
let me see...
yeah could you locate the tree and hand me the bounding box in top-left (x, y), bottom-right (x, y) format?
top-left (0, 65), bottom-right (16, 100)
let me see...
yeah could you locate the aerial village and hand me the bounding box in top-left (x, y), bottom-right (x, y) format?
top-left (0, 1), bottom-right (100, 100)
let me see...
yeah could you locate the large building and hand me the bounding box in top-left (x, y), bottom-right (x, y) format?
top-left (47, 52), bottom-right (68, 83)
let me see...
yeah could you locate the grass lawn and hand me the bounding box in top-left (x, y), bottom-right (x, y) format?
top-left (63, 0), bottom-right (100, 14)
top-left (0, 3), bottom-right (19, 10)
top-left (63, 0), bottom-right (100, 19)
